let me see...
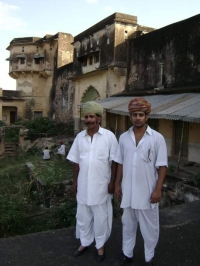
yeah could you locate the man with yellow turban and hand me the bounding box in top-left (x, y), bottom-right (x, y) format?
top-left (67, 101), bottom-right (118, 263)
top-left (113, 98), bottom-right (168, 266)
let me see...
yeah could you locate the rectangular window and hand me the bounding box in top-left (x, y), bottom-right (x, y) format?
top-left (20, 58), bottom-right (25, 64)
top-left (34, 58), bottom-right (40, 64)
top-left (173, 121), bottom-right (189, 158)
top-left (89, 56), bottom-right (93, 65)
top-left (94, 54), bottom-right (99, 63)
top-left (34, 111), bottom-right (43, 119)
top-left (83, 57), bottom-right (87, 67)
top-left (10, 111), bottom-right (16, 124)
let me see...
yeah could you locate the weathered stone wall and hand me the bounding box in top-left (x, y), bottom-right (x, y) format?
top-left (50, 63), bottom-right (75, 123)
top-left (127, 14), bottom-right (200, 91)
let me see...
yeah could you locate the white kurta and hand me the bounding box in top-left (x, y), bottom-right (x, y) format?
top-left (43, 149), bottom-right (51, 160)
top-left (67, 126), bottom-right (118, 205)
top-left (114, 126), bottom-right (168, 210)
top-left (57, 144), bottom-right (65, 155)
top-left (67, 126), bottom-right (118, 247)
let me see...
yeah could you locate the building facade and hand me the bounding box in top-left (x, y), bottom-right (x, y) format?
top-left (51, 12), bottom-right (154, 133)
top-left (97, 14), bottom-right (200, 163)
top-left (1, 32), bottom-right (73, 124)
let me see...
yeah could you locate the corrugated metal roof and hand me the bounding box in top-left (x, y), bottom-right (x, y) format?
top-left (96, 93), bottom-right (200, 123)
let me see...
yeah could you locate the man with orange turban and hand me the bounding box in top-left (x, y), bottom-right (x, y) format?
top-left (113, 97), bottom-right (168, 266)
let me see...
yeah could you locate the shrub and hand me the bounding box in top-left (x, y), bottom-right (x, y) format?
top-left (0, 120), bottom-right (6, 127)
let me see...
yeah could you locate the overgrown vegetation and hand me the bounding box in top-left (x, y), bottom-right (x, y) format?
top-left (15, 117), bottom-right (74, 140)
top-left (0, 152), bottom-right (75, 238)
top-left (5, 127), bottom-right (20, 142)
top-left (0, 120), bottom-right (6, 127)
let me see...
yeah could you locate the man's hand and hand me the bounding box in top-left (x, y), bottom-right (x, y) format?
top-left (150, 188), bottom-right (162, 203)
top-left (115, 183), bottom-right (122, 200)
top-left (108, 180), bottom-right (115, 194)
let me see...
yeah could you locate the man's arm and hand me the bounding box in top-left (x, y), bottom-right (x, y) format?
top-left (151, 165), bottom-right (167, 203)
top-left (72, 163), bottom-right (79, 193)
top-left (114, 163), bottom-right (123, 200)
top-left (108, 161), bottom-right (117, 194)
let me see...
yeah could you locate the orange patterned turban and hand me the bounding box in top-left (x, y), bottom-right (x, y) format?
top-left (128, 98), bottom-right (151, 114)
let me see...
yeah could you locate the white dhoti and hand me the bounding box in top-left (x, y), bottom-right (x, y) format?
top-left (122, 206), bottom-right (159, 262)
top-left (76, 196), bottom-right (113, 249)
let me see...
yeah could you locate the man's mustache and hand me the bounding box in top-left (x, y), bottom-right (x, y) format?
top-left (84, 122), bottom-right (95, 125)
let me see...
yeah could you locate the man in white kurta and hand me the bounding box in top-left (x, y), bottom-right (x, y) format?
top-left (114, 98), bottom-right (168, 266)
top-left (58, 143), bottom-right (65, 154)
top-left (42, 147), bottom-right (51, 160)
top-left (67, 101), bottom-right (118, 262)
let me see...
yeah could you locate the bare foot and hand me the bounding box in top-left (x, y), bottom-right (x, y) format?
top-left (97, 246), bottom-right (104, 255)
top-left (78, 245), bottom-right (87, 251)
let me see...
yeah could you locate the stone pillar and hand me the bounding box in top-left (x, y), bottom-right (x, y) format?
top-left (19, 127), bottom-right (25, 149)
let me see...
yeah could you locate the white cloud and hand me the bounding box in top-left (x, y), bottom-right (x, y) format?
top-left (0, 1), bottom-right (26, 31)
top-left (86, 0), bottom-right (98, 3)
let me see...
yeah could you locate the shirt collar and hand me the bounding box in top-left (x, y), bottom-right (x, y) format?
top-left (129, 125), bottom-right (152, 135)
top-left (83, 126), bottom-right (103, 136)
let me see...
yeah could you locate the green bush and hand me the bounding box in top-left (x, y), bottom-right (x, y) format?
top-left (0, 194), bottom-right (26, 237)
top-left (27, 146), bottom-right (41, 156)
top-left (0, 120), bottom-right (6, 127)
top-left (5, 127), bottom-right (20, 142)
top-left (16, 117), bottom-right (74, 139)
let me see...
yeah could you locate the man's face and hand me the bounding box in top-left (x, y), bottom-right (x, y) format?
top-left (129, 111), bottom-right (148, 128)
top-left (84, 113), bottom-right (101, 129)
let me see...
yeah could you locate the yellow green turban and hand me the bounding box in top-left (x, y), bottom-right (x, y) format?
top-left (82, 101), bottom-right (103, 116)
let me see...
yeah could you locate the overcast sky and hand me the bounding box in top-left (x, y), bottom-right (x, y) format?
top-left (0, 0), bottom-right (199, 90)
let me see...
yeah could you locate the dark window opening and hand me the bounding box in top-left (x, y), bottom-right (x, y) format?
top-left (34, 58), bottom-right (41, 64)
top-left (89, 56), bottom-right (93, 65)
top-left (94, 54), bottom-right (99, 63)
top-left (50, 45), bottom-right (52, 51)
top-left (19, 58), bottom-right (25, 64)
top-left (10, 111), bottom-right (16, 124)
top-left (22, 46), bottom-right (24, 52)
top-left (83, 57), bottom-right (87, 67)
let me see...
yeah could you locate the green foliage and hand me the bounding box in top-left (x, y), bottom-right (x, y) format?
top-left (0, 150), bottom-right (75, 238)
top-left (0, 171), bottom-right (32, 237)
top-left (15, 117), bottom-right (74, 139)
top-left (0, 120), bottom-right (6, 127)
top-left (50, 199), bottom-right (77, 228)
top-left (0, 194), bottom-right (26, 237)
top-left (15, 117), bottom-right (55, 140)
top-left (37, 161), bottom-right (62, 184)
top-left (23, 199), bottom-right (77, 234)
top-left (27, 146), bottom-right (41, 156)
top-left (168, 163), bottom-right (176, 173)
top-left (5, 127), bottom-right (20, 143)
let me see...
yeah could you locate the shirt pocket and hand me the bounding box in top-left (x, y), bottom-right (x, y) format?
top-left (95, 146), bottom-right (109, 160)
top-left (141, 147), bottom-right (155, 163)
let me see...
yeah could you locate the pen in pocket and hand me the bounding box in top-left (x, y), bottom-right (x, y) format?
top-left (148, 149), bottom-right (151, 161)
